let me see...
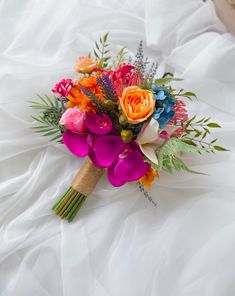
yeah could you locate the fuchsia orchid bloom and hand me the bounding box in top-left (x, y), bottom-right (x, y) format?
top-left (63, 131), bottom-right (149, 187)
top-left (62, 113), bottom-right (112, 158)
top-left (86, 114), bottom-right (112, 135)
top-left (104, 139), bottom-right (149, 186)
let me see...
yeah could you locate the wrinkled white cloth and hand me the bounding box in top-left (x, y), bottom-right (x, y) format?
top-left (1, 0), bottom-right (235, 295)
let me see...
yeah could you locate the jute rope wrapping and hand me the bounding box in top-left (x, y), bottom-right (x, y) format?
top-left (71, 158), bottom-right (104, 196)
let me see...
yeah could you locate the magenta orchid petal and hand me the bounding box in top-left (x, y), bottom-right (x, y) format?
top-left (114, 148), bottom-right (149, 182)
top-left (88, 148), bottom-right (105, 168)
top-left (86, 114), bottom-right (112, 135)
top-left (107, 162), bottom-right (126, 187)
top-left (94, 135), bottom-right (125, 167)
top-left (62, 130), bottom-right (89, 158)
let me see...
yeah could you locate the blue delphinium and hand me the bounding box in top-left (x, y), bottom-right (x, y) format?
top-left (151, 84), bottom-right (175, 128)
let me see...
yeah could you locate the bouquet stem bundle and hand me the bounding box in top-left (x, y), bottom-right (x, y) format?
top-left (52, 158), bottom-right (104, 222)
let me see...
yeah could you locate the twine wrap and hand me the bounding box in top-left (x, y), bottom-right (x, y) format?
top-left (71, 158), bottom-right (104, 196)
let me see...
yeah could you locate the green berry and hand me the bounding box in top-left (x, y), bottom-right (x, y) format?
top-left (119, 114), bottom-right (128, 125)
top-left (103, 99), bottom-right (116, 110)
top-left (121, 130), bottom-right (133, 143)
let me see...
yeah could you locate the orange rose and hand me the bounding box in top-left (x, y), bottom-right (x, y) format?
top-left (119, 86), bottom-right (155, 124)
top-left (75, 56), bottom-right (97, 74)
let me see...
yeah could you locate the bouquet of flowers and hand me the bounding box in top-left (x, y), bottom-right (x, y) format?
top-left (30, 33), bottom-right (227, 222)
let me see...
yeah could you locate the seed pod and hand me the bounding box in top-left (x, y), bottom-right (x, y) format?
top-left (103, 99), bottom-right (116, 110)
top-left (119, 114), bottom-right (128, 125)
top-left (121, 130), bottom-right (133, 143)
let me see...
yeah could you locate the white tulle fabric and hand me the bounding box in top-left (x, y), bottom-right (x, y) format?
top-left (1, 0), bottom-right (235, 295)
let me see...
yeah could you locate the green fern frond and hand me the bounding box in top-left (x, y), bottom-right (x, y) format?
top-left (162, 156), bottom-right (206, 175)
top-left (29, 95), bottom-right (66, 143)
top-left (156, 137), bottom-right (207, 173)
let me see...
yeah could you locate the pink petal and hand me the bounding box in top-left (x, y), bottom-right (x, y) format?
top-left (62, 130), bottom-right (89, 158)
top-left (114, 150), bottom-right (149, 182)
top-left (94, 135), bottom-right (125, 167)
top-left (107, 162), bottom-right (126, 187)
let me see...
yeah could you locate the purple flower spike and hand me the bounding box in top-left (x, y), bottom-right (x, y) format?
top-left (86, 114), bottom-right (112, 135)
top-left (94, 135), bottom-right (125, 167)
top-left (63, 130), bottom-right (89, 158)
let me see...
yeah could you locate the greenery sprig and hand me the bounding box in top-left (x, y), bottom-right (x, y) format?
top-left (113, 47), bottom-right (127, 68)
top-left (156, 137), bottom-right (207, 174)
top-left (29, 95), bottom-right (65, 143)
top-left (181, 116), bottom-right (228, 152)
top-left (93, 32), bottom-right (111, 69)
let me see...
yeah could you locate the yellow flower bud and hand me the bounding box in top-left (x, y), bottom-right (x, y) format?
top-left (119, 114), bottom-right (128, 125)
top-left (103, 99), bottom-right (116, 110)
top-left (121, 130), bottom-right (133, 143)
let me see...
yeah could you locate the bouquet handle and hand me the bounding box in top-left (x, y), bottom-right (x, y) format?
top-left (52, 158), bottom-right (104, 222)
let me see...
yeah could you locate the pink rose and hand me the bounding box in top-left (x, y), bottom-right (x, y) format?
top-left (60, 107), bottom-right (86, 133)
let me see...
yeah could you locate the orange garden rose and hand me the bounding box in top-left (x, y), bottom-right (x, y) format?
top-left (66, 75), bottom-right (103, 113)
top-left (119, 86), bottom-right (155, 124)
top-left (75, 56), bottom-right (97, 74)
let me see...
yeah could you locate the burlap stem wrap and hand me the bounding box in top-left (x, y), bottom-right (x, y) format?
top-left (71, 158), bottom-right (104, 196)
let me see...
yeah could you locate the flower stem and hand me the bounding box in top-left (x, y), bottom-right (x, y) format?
top-left (52, 187), bottom-right (87, 222)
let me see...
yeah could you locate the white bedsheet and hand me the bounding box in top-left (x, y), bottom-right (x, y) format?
top-left (0, 0), bottom-right (235, 295)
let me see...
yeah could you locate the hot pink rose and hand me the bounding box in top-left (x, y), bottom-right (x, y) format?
top-left (60, 107), bottom-right (86, 133)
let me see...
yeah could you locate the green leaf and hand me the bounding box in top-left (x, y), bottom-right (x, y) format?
top-left (183, 91), bottom-right (197, 98)
top-left (50, 134), bottom-right (62, 142)
top-left (213, 145), bottom-right (229, 151)
top-left (103, 56), bottom-right (111, 61)
top-left (32, 125), bottom-right (51, 130)
top-left (154, 77), bottom-right (183, 86)
top-left (42, 130), bottom-right (59, 136)
top-left (210, 138), bottom-right (218, 144)
top-left (37, 94), bottom-right (50, 106)
top-left (95, 41), bottom-right (100, 51)
top-left (30, 95), bottom-right (64, 143)
top-left (207, 123), bottom-right (221, 128)
top-left (156, 137), bottom-right (206, 171)
top-left (203, 127), bottom-right (210, 134)
top-left (201, 132), bottom-right (207, 140)
top-left (196, 117), bottom-right (205, 124)
top-left (103, 32), bottom-right (109, 42)
top-left (93, 50), bottom-right (99, 59)
top-left (45, 94), bottom-right (55, 107)
top-left (162, 156), bottom-right (206, 175)
top-left (182, 139), bottom-right (197, 146)
top-left (204, 117), bottom-right (211, 123)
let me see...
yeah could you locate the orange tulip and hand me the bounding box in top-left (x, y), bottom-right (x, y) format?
top-left (119, 86), bottom-right (155, 124)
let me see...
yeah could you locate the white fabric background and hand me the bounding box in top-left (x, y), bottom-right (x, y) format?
top-left (1, 0), bottom-right (235, 295)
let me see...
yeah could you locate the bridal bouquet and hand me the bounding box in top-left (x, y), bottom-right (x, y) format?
top-left (30, 33), bottom-right (226, 222)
